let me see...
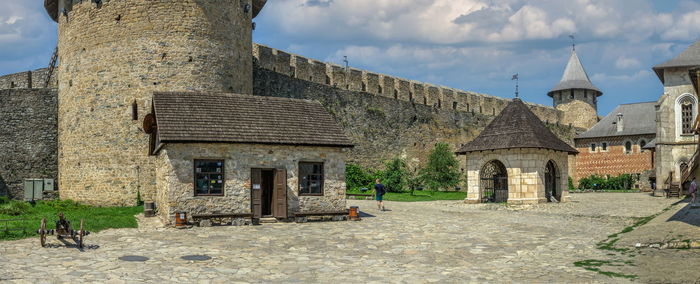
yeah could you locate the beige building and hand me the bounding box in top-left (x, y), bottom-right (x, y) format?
top-left (652, 40), bottom-right (700, 196)
top-left (457, 99), bottom-right (578, 204)
top-left (148, 92), bottom-right (353, 224)
top-left (548, 49), bottom-right (602, 129)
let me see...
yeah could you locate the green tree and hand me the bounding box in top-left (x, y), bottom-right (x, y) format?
top-left (345, 163), bottom-right (375, 191)
top-left (419, 143), bottom-right (461, 191)
top-left (382, 157), bottom-right (409, 192)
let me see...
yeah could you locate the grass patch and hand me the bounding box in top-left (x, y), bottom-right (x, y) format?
top-left (0, 199), bottom-right (142, 241)
top-left (346, 190), bottom-right (467, 202)
top-left (574, 259), bottom-right (638, 279)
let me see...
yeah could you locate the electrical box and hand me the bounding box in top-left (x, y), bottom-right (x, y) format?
top-left (23, 178), bottom-right (54, 201)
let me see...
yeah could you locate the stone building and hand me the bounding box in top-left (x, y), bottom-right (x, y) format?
top-left (574, 102), bottom-right (656, 190)
top-left (548, 49), bottom-right (602, 130)
top-left (652, 40), bottom-right (700, 195)
top-left (149, 92), bottom-right (353, 224)
top-left (457, 99), bottom-right (578, 204)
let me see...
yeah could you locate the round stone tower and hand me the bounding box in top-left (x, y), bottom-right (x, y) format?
top-left (548, 49), bottom-right (602, 130)
top-left (44, 0), bottom-right (267, 206)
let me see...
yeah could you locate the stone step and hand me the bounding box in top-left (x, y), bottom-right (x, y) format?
top-left (259, 217), bottom-right (278, 223)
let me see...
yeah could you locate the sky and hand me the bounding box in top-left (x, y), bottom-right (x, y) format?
top-left (2, 0), bottom-right (700, 116)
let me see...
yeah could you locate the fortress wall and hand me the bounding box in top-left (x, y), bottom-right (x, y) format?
top-left (0, 89), bottom-right (58, 199)
top-left (0, 68), bottom-right (57, 90)
top-left (251, 44), bottom-right (563, 123)
top-left (253, 65), bottom-right (577, 173)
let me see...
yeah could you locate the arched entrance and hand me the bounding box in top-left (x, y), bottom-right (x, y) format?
top-left (480, 160), bottom-right (508, 203)
top-left (545, 160), bottom-right (560, 202)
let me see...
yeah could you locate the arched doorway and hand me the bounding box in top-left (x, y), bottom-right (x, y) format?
top-left (545, 160), bottom-right (560, 202)
top-left (480, 160), bottom-right (508, 203)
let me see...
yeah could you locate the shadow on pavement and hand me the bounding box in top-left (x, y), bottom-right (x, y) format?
top-left (666, 198), bottom-right (700, 227)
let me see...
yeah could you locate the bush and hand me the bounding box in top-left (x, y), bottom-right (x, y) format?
top-left (419, 143), bottom-right (461, 191)
top-left (0, 201), bottom-right (31, 216)
top-left (0, 196), bottom-right (9, 205)
top-left (578, 174), bottom-right (637, 191)
top-left (568, 177), bottom-right (575, 191)
top-left (345, 163), bottom-right (376, 191)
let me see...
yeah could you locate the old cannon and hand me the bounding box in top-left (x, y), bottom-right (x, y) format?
top-left (36, 213), bottom-right (89, 248)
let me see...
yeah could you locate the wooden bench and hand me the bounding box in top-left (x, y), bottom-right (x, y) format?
top-left (346, 193), bottom-right (374, 200)
top-left (293, 211), bottom-right (348, 223)
top-left (191, 213), bottom-right (254, 226)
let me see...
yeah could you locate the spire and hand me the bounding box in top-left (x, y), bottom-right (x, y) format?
top-left (548, 49), bottom-right (601, 95)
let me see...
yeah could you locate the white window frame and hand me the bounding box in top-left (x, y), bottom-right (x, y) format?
top-left (589, 143), bottom-right (597, 153)
top-left (675, 93), bottom-right (698, 138)
top-left (639, 139), bottom-right (647, 153)
top-left (623, 140), bottom-right (633, 155)
top-left (600, 141), bottom-right (610, 152)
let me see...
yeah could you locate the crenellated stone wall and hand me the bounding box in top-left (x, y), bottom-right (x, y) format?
top-left (253, 44), bottom-right (565, 125)
top-left (0, 68), bottom-right (56, 90)
top-left (0, 89), bottom-right (58, 198)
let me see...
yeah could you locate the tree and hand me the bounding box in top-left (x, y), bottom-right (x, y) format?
top-left (419, 143), bottom-right (461, 191)
top-left (382, 157), bottom-right (409, 192)
top-left (345, 163), bottom-right (375, 191)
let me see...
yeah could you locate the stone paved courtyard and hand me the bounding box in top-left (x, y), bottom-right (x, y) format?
top-left (0, 193), bottom-right (689, 283)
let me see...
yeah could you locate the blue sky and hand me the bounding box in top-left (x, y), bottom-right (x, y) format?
top-left (2, 0), bottom-right (700, 115)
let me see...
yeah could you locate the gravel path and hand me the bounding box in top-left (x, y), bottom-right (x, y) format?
top-left (0, 193), bottom-right (678, 283)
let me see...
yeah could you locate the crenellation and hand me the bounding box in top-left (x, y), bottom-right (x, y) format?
top-left (328, 64), bottom-right (346, 89)
top-left (274, 50), bottom-right (293, 76)
top-left (412, 83), bottom-right (426, 105)
top-left (363, 72), bottom-right (380, 94)
top-left (292, 56), bottom-right (310, 80)
top-left (395, 79), bottom-right (411, 102)
top-left (348, 69), bottom-right (363, 92)
top-left (309, 59), bottom-right (327, 85)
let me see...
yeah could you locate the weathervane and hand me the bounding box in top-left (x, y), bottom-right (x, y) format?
top-left (569, 34), bottom-right (576, 51)
top-left (512, 73), bottom-right (519, 98)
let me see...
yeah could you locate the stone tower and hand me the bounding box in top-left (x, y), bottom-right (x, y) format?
top-left (548, 49), bottom-right (602, 129)
top-left (43, 0), bottom-right (267, 206)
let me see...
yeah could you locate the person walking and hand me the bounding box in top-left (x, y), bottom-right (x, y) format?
top-left (374, 179), bottom-right (386, 211)
top-left (690, 177), bottom-right (697, 204)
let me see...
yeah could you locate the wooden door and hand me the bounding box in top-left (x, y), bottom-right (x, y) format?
top-left (251, 168), bottom-right (262, 219)
top-left (273, 169), bottom-right (288, 219)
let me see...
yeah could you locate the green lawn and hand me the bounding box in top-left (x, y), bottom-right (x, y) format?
top-left (0, 198), bottom-right (142, 241)
top-left (347, 190), bottom-right (467, 202)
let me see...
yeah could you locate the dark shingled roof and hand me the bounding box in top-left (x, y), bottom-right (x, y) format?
top-left (643, 139), bottom-right (656, 150)
top-left (576, 102), bottom-right (657, 139)
top-left (548, 50), bottom-right (602, 95)
top-left (456, 99), bottom-right (578, 154)
top-left (152, 92), bottom-right (353, 148)
top-left (653, 39), bottom-right (700, 83)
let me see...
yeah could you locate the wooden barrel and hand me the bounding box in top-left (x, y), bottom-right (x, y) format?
top-left (175, 212), bottom-right (187, 226)
top-left (349, 206), bottom-right (360, 221)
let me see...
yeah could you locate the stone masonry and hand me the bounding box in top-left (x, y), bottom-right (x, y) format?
top-left (55, 0), bottom-right (255, 206)
top-left (156, 143), bottom-right (347, 224)
top-left (465, 148), bottom-right (571, 204)
top-left (0, 89), bottom-right (58, 198)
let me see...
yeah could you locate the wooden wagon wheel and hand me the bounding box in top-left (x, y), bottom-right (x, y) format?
top-left (39, 218), bottom-right (47, 247)
top-left (77, 219), bottom-right (85, 249)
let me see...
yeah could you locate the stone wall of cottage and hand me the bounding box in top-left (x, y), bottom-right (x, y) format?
top-left (574, 135), bottom-right (655, 190)
top-left (464, 148), bottom-right (571, 204)
top-left (0, 89), bottom-right (58, 199)
top-left (155, 143), bottom-right (347, 224)
top-left (55, 0), bottom-right (255, 206)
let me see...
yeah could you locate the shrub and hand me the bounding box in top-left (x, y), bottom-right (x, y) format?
top-left (419, 143), bottom-right (461, 191)
top-left (345, 163), bottom-right (376, 191)
top-left (0, 196), bottom-right (9, 205)
top-left (568, 177), bottom-right (575, 191)
top-left (578, 174), bottom-right (637, 190)
top-left (0, 201), bottom-right (31, 216)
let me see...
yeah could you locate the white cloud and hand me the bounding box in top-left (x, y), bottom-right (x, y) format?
top-left (615, 56), bottom-right (641, 69)
top-left (591, 70), bottom-right (653, 82)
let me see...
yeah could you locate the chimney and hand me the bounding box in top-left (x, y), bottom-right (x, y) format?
top-left (616, 113), bottom-right (624, 132)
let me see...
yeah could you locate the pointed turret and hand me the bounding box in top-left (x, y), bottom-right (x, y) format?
top-left (549, 50), bottom-right (601, 95)
top-left (548, 49), bottom-right (602, 130)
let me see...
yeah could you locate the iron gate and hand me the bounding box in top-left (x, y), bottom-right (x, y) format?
top-left (480, 160), bottom-right (508, 203)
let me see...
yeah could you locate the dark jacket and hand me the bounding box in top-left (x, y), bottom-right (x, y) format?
top-left (375, 183), bottom-right (386, 196)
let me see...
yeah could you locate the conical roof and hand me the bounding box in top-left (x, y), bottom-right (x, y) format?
top-left (653, 39), bottom-right (700, 83)
top-left (456, 99), bottom-right (578, 154)
top-left (548, 50), bottom-right (601, 95)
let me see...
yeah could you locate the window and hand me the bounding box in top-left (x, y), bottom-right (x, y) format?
top-left (590, 143), bottom-right (596, 152)
top-left (424, 97), bottom-right (427, 105)
top-left (394, 89), bottom-right (398, 99)
top-left (640, 140), bottom-right (647, 151)
top-left (453, 101), bottom-right (458, 110)
top-left (299, 162), bottom-right (324, 196)
top-left (362, 82), bottom-right (367, 92)
top-left (601, 142), bottom-right (608, 151)
top-left (570, 90), bottom-right (574, 99)
top-left (194, 160), bottom-right (224, 196)
top-left (682, 100), bottom-right (694, 134)
top-left (624, 141), bottom-right (632, 153)
top-left (378, 85), bottom-right (383, 94)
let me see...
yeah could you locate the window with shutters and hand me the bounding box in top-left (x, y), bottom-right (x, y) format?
top-left (194, 159), bottom-right (224, 196)
top-left (299, 162), bottom-right (324, 196)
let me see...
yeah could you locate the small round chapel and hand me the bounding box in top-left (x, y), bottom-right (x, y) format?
top-left (457, 99), bottom-right (578, 204)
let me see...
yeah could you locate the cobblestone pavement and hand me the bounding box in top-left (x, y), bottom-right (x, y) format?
top-left (0, 193), bottom-right (679, 283)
